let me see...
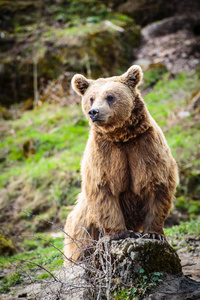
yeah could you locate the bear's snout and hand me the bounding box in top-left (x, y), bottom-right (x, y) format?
top-left (88, 109), bottom-right (99, 121)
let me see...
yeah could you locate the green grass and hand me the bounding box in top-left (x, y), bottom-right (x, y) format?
top-left (0, 103), bottom-right (87, 236)
top-left (164, 216), bottom-right (200, 236)
top-left (0, 103), bottom-right (88, 185)
top-left (142, 65), bottom-right (168, 88)
top-left (0, 103), bottom-right (87, 205)
top-left (166, 122), bottom-right (200, 161)
top-left (144, 72), bottom-right (200, 127)
top-left (0, 233), bottom-right (64, 293)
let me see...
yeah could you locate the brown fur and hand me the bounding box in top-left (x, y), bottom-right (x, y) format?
top-left (64, 65), bottom-right (179, 264)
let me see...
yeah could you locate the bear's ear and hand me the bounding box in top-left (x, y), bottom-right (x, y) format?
top-left (71, 74), bottom-right (91, 96)
top-left (122, 65), bottom-right (143, 88)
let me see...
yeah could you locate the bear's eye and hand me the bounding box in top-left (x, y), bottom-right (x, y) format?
top-left (106, 94), bottom-right (114, 103)
top-left (90, 97), bottom-right (94, 105)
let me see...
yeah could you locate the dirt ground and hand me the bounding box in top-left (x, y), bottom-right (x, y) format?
top-left (175, 235), bottom-right (200, 281)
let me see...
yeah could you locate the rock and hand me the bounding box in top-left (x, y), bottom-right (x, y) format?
top-left (118, 0), bottom-right (171, 25)
top-left (178, 240), bottom-right (187, 246)
top-left (93, 237), bottom-right (182, 287)
top-left (46, 237), bottom-right (181, 299)
top-left (12, 237), bottom-right (182, 299)
top-left (117, 0), bottom-right (200, 26)
top-left (146, 274), bottom-right (200, 300)
top-left (177, 111), bottom-right (191, 119)
top-left (142, 15), bottom-right (200, 38)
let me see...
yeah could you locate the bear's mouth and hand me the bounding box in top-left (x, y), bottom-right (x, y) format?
top-left (92, 119), bottom-right (104, 125)
top-left (92, 115), bottom-right (111, 126)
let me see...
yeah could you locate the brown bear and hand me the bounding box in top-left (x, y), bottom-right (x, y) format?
top-left (63, 65), bottom-right (179, 264)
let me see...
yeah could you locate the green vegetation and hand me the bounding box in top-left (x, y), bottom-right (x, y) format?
top-left (0, 271), bottom-right (25, 294)
top-left (0, 104), bottom-right (88, 186)
top-left (0, 234), bottom-right (15, 256)
top-left (0, 233), bottom-right (63, 293)
top-left (113, 269), bottom-right (163, 299)
top-left (142, 64), bottom-right (168, 88)
top-left (138, 241), bottom-right (181, 274)
top-left (164, 216), bottom-right (200, 236)
top-left (0, 104), bottom-right (87, 236)
top-left (144, 72), bottom-right (200, 127)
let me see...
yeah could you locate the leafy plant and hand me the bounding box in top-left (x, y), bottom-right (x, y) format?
top-left (113, 269), bottom-right (163, 299)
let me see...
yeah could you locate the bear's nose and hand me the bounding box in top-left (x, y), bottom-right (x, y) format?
top-left (88, 109), bottom-right (99, 121)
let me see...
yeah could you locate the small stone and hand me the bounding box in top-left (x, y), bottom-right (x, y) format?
top-left (178, 240), bottom-right (187, 246)
top-left (178, 111), bottom-right (190, 119)
top-left (181, 52), bottom-right (187, 58)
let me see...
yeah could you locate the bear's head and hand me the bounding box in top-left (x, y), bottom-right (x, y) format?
top-left (71, 65), bottom-right (143, 132)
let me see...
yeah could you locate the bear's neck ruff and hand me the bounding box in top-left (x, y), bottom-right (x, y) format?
top-left (93, 96), bottom-right (152, 143)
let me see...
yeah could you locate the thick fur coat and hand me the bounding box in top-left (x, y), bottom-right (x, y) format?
top-left (64, 65), bottom-right (179, 264)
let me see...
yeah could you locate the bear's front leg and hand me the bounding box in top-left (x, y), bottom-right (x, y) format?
top-left (93, 192), bottom-right (127, 236)
top-left (142, 188), bottom-right (173, 241)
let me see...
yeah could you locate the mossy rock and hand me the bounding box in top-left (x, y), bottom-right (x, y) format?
top-left (0, 17), bottom-right (141, 106)
top-left (93, 237), bottom-right (182, 286)
top-left (85, 20), bottom-right (141, 78)
top-left (0, 233), bottom-right (16, 256)
top-left (136, 240), bottom-right (182, 274)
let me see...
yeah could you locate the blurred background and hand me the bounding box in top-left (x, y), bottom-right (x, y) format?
top-left (0, 0), bottom-right (200, 294)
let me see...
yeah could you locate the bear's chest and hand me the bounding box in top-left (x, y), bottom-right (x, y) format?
top-left (99, 142), bottom-right (148, 195)
top-left (83, 136), bottom-right (148, 196)
top-left (97, 143), bottom-right (140, 194)
top-left (98, 145), bottom-right (130, 194)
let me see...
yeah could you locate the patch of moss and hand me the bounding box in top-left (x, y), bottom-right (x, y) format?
top-left (0, 233), bottom-right (16, 256)
top-left (137, 241), bottom-right (182, 274)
